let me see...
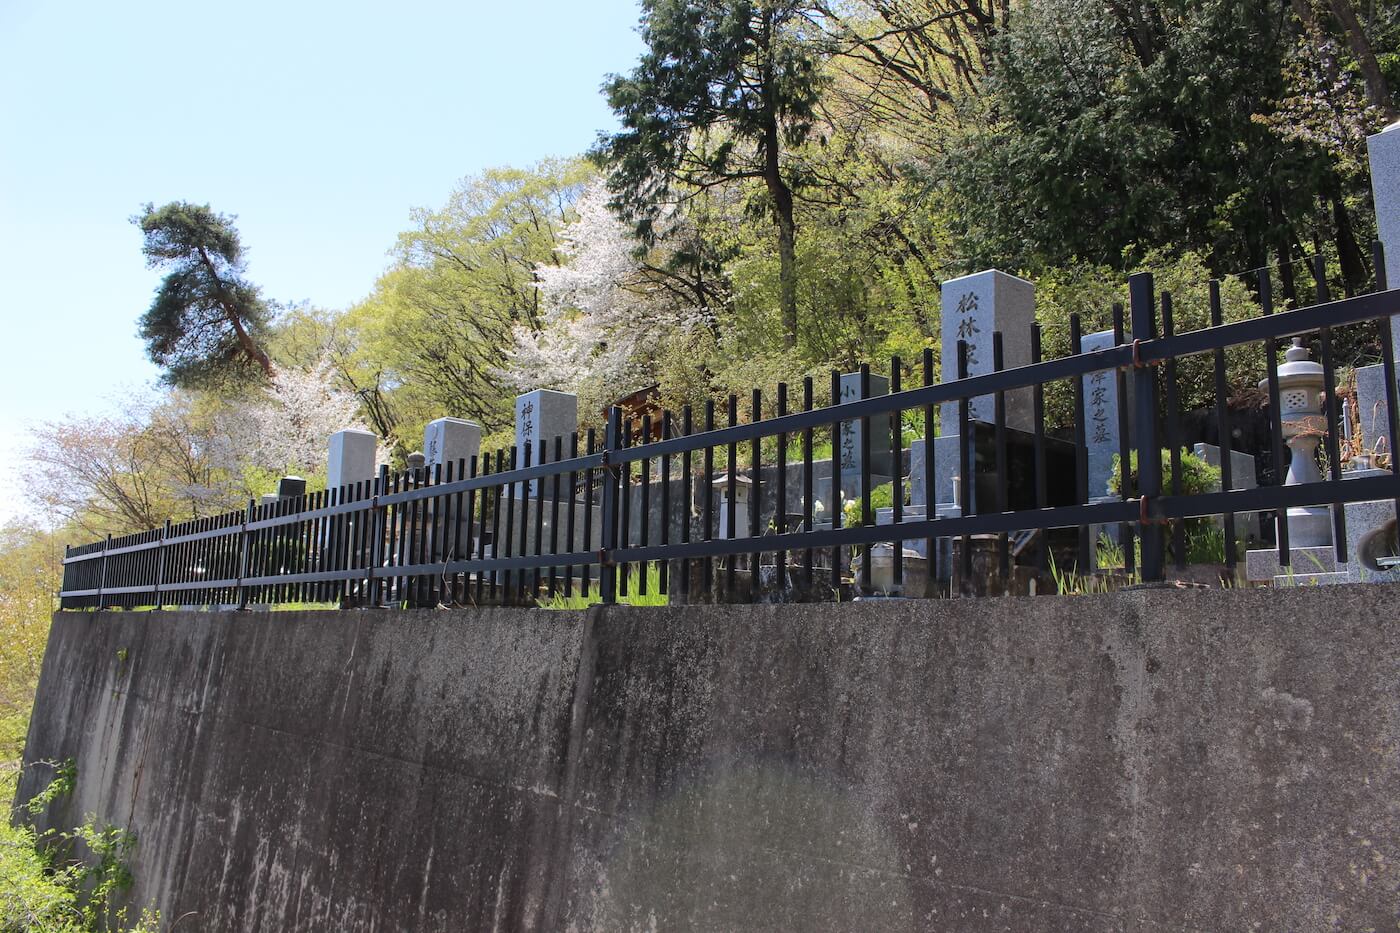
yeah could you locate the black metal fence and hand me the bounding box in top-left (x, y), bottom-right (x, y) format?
top-left (60, 251), bottom-right (1400, 610)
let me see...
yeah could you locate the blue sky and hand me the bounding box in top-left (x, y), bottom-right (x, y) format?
top-left (0, 0), bottom-right (644, 524)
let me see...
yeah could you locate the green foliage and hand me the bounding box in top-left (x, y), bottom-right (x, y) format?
top-left (1032, 251), bottom-right (1263, 431)
top-left (946, 0), bottom-right (1355, 282)
top-left (343, 160), bottom-right (591, 450)
top-left (1110, 448), bottom-right (1220, 499)
top-left (538, 564), bottom-right (669, 609)
top-left (0, 525), bottom-right (61, 768)
top-left (596, 0), bottom-right (831, 347)
top-left (841, 482), bottom-right (895, 530)
top-left (2, 765), bottom-right (158, 933)
top-left (135, 201), bottom-right (275, 389)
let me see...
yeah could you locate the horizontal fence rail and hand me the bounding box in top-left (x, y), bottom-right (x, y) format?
top-left (62, 253), bottom-right (1400, 609)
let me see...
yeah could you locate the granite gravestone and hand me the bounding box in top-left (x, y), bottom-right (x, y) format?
top-left (1354, 364), bottom-right (1396, 460)
top-left (424, 417), bottom-right (481, 475)
top-left (1081, 329), bottom-right (1122, 502)
top-left (837, 372), bottom-right (895, 488)
top-left (933, 270), bottom-right (1036, 510)
top-left (327, 429), bottom-right (378, 496)
top-left (514, 390), bottom-right (578, 497)
top-left (938, 270), bottom-right (1036, 433)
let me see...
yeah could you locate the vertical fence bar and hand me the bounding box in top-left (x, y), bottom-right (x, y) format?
top-left (1160, 293), bottom-right (1186, 570)
top-left (775, 385), bottom-right (788, 595)
top-left (550, 436), bottom-right (563, 599)
top-left (1112, 304), bottom-right (1136, 577)
top-left (829, 370), bottom-right (842, 594)
top-left (802, 377), bottom-right (814, 589)
top-left (490, 451), bottom-right (505, 603)
top-left (95, 534), bottom-right (110, 611)
top-left (957, 340), bottom-right (972, 594)
top-left (1031, 325), bottom-right (1048, 574)
top-left (749, 389), bottom-right (762, 600)
top-left (992, 332), bottom-right (1009, 579)
top-left (153, 519), bottom-right (170, 610)
top-left (369, 462), bottom-right (386, 602)
top-left (1262, 269), bottom-right (1291, 565)
top-left (640, 416), bottom-right (652, 598)
top-left (722, 395), bottom-right (736, 598)
top-left (856, 364), bottom-right (868, 588)
top-left (620, 419), bottom-right (633, 599)
top-left (923, 348), bottom-right (937, 591)
top-left (481, 455), bottom-right (497, 604)
top-left (519, 442), bottom-right (534, 603)
top-left (681, 409), bottom-right (693, 601)
top-left (889, 360), bottom-right (903, 589)
top-left (565, 435), bottom-right (578, 598)
top-left (532, 440), bottom-right (547, 600)
top-left (235, 503), bottom-right (253, 610)
top-left (1209, 282), bottom-right (1239, 576)
top-left (703, 400), bottom-right (715, 599)
top-left (582, 431), bottom-right (596, 599)
top-left (1070, 314), bottom-right (1090, 572)
top-left (1313, 254), bottom-right (1349, 564)
top-left (1129, 272), bottom-right (1165, 583)
top-left (503, 447), bottom-right (519, 605)
top-left (600, 407), bottom-right (621, 604)
top-left (660, 412), bottom-right (671, 596)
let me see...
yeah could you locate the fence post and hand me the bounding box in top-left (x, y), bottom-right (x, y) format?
top-left (1129, 272), bottom-right (1166, 583)
top-left (599, 406), bottom-right (622, 604)
top-left (235, 499), bottom-right (254, 610)
top-left (96, 534), bottom-right (112, 611)
top-left (368, 464), bottom-right (389, 608)
top-left (153, 519), bottom-right (170, 610)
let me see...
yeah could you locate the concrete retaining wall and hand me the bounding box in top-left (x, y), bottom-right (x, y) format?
top-left (17, 586), bottom-right (1400, 930)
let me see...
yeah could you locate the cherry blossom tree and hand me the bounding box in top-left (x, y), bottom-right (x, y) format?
top-left (506, 180), bottom-right (709, 402)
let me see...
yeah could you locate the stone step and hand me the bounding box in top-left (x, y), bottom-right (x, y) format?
top-left (1245, 545), bottom-right (1338, 582)
top-left (1273, 571), bottom-right (1351, 587)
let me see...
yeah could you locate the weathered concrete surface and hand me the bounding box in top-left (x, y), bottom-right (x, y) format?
top-left (18, 586), bottom-right (1400, 931)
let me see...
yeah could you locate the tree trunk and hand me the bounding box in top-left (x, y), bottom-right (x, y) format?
top-left (1326, 0), bottom-right (1397, 120)
top-left (196, 245), bottom-right (275, 378)
top-left (760, 13), bottom-right (799, 349)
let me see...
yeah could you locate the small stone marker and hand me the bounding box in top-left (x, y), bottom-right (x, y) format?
top-left (1081, 329), bottom-right (1121, 501)
top-left (837, 372), bottom-right (895, 484)
top-left (514, 390), bottom-right (578, 496)
top-left (1354, 363), bottom-right (1394, 459)
top-left (327, 429), bottom-right (377, 496)
top-left (424, 417), bottom-right (481, 474)
top-left (938, 269), bottom-right (1035, 433)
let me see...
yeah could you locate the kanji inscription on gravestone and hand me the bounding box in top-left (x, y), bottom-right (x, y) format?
top-left (938, 270), bottom-right (1035, 433)
top-left (513, 390), bottom-right (578, 496)
top-left (837, 372), bottom-right (894, 484)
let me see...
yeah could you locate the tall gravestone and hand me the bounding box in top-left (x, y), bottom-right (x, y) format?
top-left (1368, 121), bottom-right (1400, 296)
top-left (327, 429), bottom-right (377, 495)
top-left (938, 270), bottom-right (1036, 432)
top-left (932, 270), bottom-right (1036, 509)
top-left (837, 372), bottom-right (895, 494)
top-left (1081, 329), bottom-right (1122, 502)
top-left (424, 417), bottom-right (481, 475)
top-left (514, 390), bottom-right (578, 497)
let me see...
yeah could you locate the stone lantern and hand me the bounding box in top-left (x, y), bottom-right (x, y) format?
top-left (1260, 337), bottom-right (1332, 547)
top-left (713, 473), bottom-right (753, 539)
